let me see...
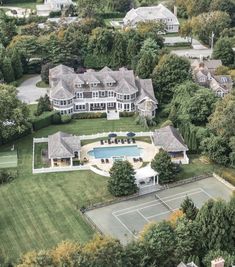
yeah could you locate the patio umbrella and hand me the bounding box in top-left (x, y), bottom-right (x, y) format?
top-left (127, 132), bottom-right (136, 138)
top-left (108, 133), bottom-right (117, 138)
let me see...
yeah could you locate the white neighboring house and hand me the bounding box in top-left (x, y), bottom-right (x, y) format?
top-left (123, 4), bottom-right (179, 33)
top-left (36, 0), bottom-right (74, 16)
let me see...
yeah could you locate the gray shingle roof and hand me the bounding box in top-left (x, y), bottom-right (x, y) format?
top-left (48, 131), bottom-right (80, 159)
top-left (123, 4), bottom-right (179, 26)
top-left (49, 65), bottom-right (157, 103)
top-left (153, 126), bottom-right (188, 152)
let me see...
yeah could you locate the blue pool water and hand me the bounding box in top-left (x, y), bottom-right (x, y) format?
top-left (88, 145), bottom-right (141, 159)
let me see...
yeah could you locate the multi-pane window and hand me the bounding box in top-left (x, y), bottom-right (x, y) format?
top-left (108, 91), bottom-right (114, 97)
top-left (92, 91), bottom-right (99, 98)
top-left (76, 92), bottom-right (83, 98)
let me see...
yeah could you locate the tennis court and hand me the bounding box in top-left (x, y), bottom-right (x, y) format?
top-left (85, 177), bottom-right (233, 243)
top-left (0, 151), bottom-right (18, 169)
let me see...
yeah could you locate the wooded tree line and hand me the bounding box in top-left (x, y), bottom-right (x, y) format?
top-left (1, 196), bottom-right (233, 267)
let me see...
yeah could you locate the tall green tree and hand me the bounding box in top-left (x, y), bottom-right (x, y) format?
top-left (210, 0), bottom-right (235, 26)
top-left (201, 135), bottom-right (231, 165)
top-left (190, 11), bottom-right (231, 45)
top-left (141, 221), bottom-right (176, 267)
top-left (111, 32), bottom-right (127, 68)
top-left (76, 0), bottom-right (103, 17)
top-left (0, 84), bottom-right (31, 143)
top-left (196, 199), bottom-right (232, 251)
top-left (152, 54), bottom-right (192, 103)
top-left (108, 161), bottom-right (137, 197)
top-left (2, 56), bottom-right (15, 83)
top-left (180, 196), bottom-right (198, 220)
top-left (151, 149), bottom-right (175, 183)
top-left (11, 49), bottom-right (23, 80)
top-left (213, 38), bottom-right (234, 66)
top-left (203, 249), bottom-right (235, 267)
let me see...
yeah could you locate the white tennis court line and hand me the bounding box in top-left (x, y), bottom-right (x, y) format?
top-left (112, 188), bottom-right (213, 236)
top-left (113, 188), bottom-right (201, 216)
top-left (115, 190), bottom-right (202, 217)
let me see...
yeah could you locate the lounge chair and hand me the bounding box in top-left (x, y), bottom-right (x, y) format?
top-left (139, 157), bottom-right (143, 162)
top-left (121, 139), bottom-right (124, 144)
top-left (100, 140), bottom-right (104, 145)
top-left (127, 139), bottom-right (131, 144)
top-left (115, 139), bottom-right (118, 144)
top-left (101, 159), bottom-right (105, 163)
top-left (105, 158), bottom-right (109, 163)
top-left (108, 139), bottom-right (111, 144)
top-left (132, 138), bottom-right (136, 143)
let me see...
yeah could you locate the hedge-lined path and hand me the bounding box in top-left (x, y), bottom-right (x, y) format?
top-left (17, 75), bottom-right (48, 104)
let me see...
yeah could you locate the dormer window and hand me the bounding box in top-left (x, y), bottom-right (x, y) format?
top-left (91, 83), bottom-right (98, 87)
top-left (107, 82), bottom-right (114, 87)
top-left (199, 77), bottom-right (206, 82)
top-left (221, 77), bottom-right (227, 83)
top-left (75, 83), bottom-right (82, 88)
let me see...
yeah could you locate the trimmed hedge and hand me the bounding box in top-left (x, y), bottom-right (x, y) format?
top-left (31, 111), bottom-right (59, 131)
top-left (61, 114), bottom-right (72, 124)
top-left (119, 112), bottom-right (136, 117)
top-left (72, 112), bottom-right (107, 119)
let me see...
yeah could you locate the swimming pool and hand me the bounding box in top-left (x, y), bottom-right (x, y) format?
top-left (88, 145), bottom-right (142, 159)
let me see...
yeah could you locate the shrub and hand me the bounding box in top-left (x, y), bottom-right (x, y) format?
top-left (119, 111), bottom-right (136, 117)
top-left (161, 120), bottom-right (173, 127)
top-left (52, 113), bottom-right (61, 124)
top-left (0, 170), bottom-right (16, 185)
top-left (31, 111), bottom-right (58, 131)
top-left (72, 112), bottom-right (107, 119)
top-left (49, 11), bottom-right (62, 18)
top-left (61, 114), bottom-right (72, 124)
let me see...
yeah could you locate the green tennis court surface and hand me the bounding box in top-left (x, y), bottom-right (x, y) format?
top-left (0, 151), bottom-right (17, 169)
top-left (85, 177), bottom-right (233, 244)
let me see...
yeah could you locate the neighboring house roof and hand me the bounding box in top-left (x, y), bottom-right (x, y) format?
top-left (137, 97), bottom-right (158, 112)
top-left (191, 59), bottom-right (222, 73)
top-left (153, 126), bottom-right (188, 152)
top-left (48, 131), bottom-right (80, 159)
top-left (49, 65), bottom-right (158, 106)
top-left (123, 4), bottom-right (179, 26)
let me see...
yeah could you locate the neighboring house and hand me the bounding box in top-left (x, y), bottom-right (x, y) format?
top-left (123, 4), bottom-right (179, 33)
top-left (36, 0), bottom-right (73, 16)
top-left (191, 59), bottom-right (233, 97)
top-left (153, 126), bottom-right (189, 164)
top-left (38, 17), bottom-right (78, 29)
top-left (178, 258), bottom-right (225, 267)
top-left (49, 65), bottom-right (158, 118)
top-left (48, 131), bottom-right (81, 167)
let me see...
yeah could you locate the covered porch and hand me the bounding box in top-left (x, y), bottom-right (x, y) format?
top-left (135, 164), bottom-right (159, 188)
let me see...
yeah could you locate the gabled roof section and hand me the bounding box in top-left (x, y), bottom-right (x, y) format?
top-left (99, 66), bottom-right (112, 72)
top-left (50, 80), bottom-right (73, 99)
top-left (103, 74), bottom-right (116, 84)
top-left (49, 64), bottom-right (74, 79)
top-left (136, 78), bottom-right (158, 104)
top-left (48, 131), bottom-right (81, 159)
top-left (73, 75), bottom-right (85, 85)
top-left (137, 97), bottom-right (158, 112)
top-left (85, 74), bottom-right (100, 84)
top-left (115, 78), bottom-right (138, 94)
top-left (153, 126), bottom-right (188, 152)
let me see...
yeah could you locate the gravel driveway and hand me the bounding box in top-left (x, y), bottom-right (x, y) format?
top-left (17, 75), bottom-right (49, 104)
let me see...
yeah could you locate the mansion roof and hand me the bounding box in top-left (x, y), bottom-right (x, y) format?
top-left (123, 4), bottom-right (179, 26)
top-left (49, 65), bottom-right (158, 105)
top-left (153, 126), bottom-right (188, 152)
top-left (48, 131), bottom-right (81, 159)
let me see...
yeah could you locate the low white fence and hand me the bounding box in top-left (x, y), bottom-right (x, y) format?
top-left (33, 137), bottom-right (48, 143)
top-left (33, 165), bottom-right (89, 174)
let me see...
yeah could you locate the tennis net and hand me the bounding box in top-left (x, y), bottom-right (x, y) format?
top-left (155, 194), bottom-right (173, 212)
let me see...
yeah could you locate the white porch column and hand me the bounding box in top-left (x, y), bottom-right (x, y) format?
top-left (70, 157), bottom-right (73, 167)
top-left (156, 174), bottom-right (159, 185)
top-left (51, 158), bottom-right (54, 167)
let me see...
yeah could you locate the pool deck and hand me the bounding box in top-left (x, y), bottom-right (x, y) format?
top-left (81, 141), bottom-right (158, 172)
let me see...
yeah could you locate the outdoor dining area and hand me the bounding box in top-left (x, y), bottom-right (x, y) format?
top-left (100, 132), bottom-right (136, 145)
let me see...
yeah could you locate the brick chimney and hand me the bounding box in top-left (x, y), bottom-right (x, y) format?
top-left (211, 258), bottom-right (225, 267)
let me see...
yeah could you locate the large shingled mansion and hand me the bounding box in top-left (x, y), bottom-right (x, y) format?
top-left (49, 65), bottom-right (158, 118)
top-left (123, 4), bottom-right (179, 33)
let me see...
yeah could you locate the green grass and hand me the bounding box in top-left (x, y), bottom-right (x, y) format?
top-left (0, 117), bottom-right (145, 261)
top-left (34, 142), bottom-right (50, 168)
top-left (176, 154), bottom-right (217, 180)
top-left (0, 151), bottom-right (17, 169)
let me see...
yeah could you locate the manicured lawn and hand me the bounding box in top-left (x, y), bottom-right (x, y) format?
top-left (36, 80), bottom-right (50, 88)
top-left (0, 117), bottom-right (145, 261)
top-left (176, 154), bottom-right (217, 180)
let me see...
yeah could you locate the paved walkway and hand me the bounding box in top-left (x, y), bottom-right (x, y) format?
top-left (17, 75), bottom-right (48, 104)
top-left (171, 49), bottom-right (212, 58)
